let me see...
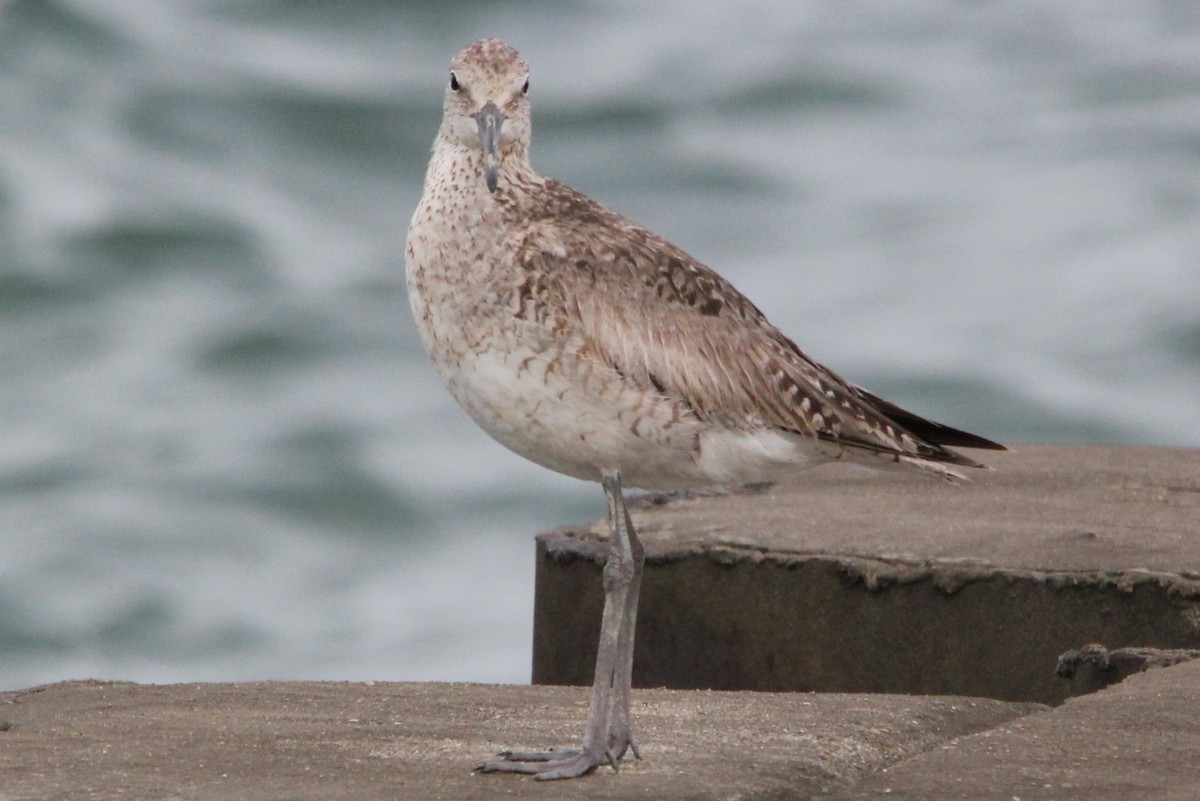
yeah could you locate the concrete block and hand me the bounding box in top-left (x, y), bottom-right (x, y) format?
top-left (532, 445), bottom-right (1200, 704)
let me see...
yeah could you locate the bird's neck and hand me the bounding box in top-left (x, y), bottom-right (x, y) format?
top-left (409, 136), bottom-right (541, 281)
top-left (426, 135), bottom-right (536, 202)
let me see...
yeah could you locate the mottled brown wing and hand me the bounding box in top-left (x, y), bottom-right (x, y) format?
top-left (513, 189), bottom-right (982, 468)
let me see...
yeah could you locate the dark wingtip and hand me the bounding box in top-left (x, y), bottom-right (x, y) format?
top-left (934, 429), bottom-right (1008, 452)
top-left (854, 386), bottom-right (1007, 452)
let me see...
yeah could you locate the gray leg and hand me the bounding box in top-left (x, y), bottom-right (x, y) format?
top-left (478, 469), bottom-right (642, 780)
top-left (605, 485), bottom-right (644, 761)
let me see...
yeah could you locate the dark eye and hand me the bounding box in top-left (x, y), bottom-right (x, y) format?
top-left (522, 78), bottom-right (529, 94)
top-left (449, 73), bottom-right (460, 91)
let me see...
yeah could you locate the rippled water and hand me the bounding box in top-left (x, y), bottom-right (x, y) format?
top-left (2, 1), bottom-right (1198, 690)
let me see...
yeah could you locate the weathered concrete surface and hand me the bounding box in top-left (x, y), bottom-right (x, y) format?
top-left (0, 680), bottom-right (1040, 801)
top-left (824, 657), bottom-right (1200, 801)
top-left (533, 445), bottom-right (1200, 703)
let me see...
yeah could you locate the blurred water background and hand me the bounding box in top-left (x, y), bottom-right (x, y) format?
top-left (1, 0), bottom-right (1198, 691)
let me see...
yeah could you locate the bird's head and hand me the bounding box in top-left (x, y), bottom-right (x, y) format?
top-left (442, 39), bottom-right (531, 194)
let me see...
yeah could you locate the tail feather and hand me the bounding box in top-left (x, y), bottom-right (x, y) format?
top-left (898, 454), bottom-right (971, 483)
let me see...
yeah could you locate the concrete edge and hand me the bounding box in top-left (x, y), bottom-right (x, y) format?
top-left (537, 528), bottom-right (1200, 599)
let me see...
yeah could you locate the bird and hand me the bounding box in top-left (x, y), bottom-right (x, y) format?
top-left (405, 38), bottom-right (1005, 781)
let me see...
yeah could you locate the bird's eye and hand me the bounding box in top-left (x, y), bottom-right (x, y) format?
top-left (449, 73), bottom-right (460, 91)
top-left (522, 78), bottom-right (529, 94)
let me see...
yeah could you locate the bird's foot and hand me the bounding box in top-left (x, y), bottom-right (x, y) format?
top-left (477, 726), bottom-right (640, 782)
top-left (477, 745), bottom-right (615, 781)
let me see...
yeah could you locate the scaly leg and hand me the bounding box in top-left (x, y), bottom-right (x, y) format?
top-left (479, 469), bottom-right (642, 780)
top-left (606, 486), bottom-right (643, 760)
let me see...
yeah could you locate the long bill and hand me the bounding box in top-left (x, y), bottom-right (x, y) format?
top-left (473, 102), bottom-right (505, 193)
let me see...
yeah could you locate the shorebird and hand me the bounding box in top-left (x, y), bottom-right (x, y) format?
top-left (405, 39), bottom-right (1005, 781)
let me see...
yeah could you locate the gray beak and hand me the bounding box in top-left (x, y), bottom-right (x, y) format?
top-left (473, 102), bottom-right (505, 193)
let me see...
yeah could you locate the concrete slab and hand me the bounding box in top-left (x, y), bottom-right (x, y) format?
top-left (532, 445), bottom-right (1200, 703)
top-left (824, 656), bottom-right (1200, 801)
top-left (0, 680), bottom-right (1040, 801)
top-left (626, 444), bottom-right (1199, 570)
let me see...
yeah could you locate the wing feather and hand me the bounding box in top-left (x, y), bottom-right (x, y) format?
top-left (512, 182), bottom-right (999, 470)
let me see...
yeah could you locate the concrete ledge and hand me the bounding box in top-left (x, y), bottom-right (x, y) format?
top-left (0, 680), bottom-right (1040, 800)
top-left (4, 663), bottom-right (1195, 799)
top-left (824, 656), bottom-right (1200, 801)
top-left (532, 445), bottom-right (1200, 703)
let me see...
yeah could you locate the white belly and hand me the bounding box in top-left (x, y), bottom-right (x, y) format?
top-left (437, 338), bottom-right (709, 488)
